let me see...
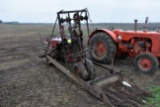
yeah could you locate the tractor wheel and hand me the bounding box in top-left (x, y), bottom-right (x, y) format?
top-left (73, 62), bottom-right (89, 81)
top-left (90, 32), bottom-right (116, 63)
top-left (85, 59), bottom-right (96, 80)
top-left (134, 52), bottom-right (159, 74)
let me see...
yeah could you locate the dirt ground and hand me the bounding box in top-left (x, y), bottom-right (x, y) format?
top-left (0, 24), bottom-right (160, 107)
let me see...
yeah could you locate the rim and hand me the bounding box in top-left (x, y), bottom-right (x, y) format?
top-left (139, 58), bottom-right (152, 70)
top-left (94, 41), bottom-right (106, 57)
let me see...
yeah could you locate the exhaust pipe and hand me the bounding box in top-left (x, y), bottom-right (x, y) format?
top-left (134, 19), bottom-right (138, 32)
top-left (143, 17), bottom-right (149, 32)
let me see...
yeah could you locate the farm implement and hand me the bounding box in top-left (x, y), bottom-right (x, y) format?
top-left (40, 9), bottom-right (152, 107)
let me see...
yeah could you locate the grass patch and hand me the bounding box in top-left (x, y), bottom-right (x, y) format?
top-left (145, 85), bottom-right (160, 107)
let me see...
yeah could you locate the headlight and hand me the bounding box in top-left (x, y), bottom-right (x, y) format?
top-left (118, 35), bottom-right (122, 40)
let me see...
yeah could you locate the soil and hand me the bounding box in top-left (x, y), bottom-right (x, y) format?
top-left (0, 24), bottom-right (160, 107)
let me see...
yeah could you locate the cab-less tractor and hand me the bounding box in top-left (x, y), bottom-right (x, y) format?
top-left (89, 17), bottom-right (160, 74)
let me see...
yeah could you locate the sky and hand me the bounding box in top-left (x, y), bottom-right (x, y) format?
top-left (0, 0), bottom-right (160, 23)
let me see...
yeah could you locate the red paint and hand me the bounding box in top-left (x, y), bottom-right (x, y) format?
top-left (89, 28), bottom-right (160, 63)
top-left (139, 58), bottom-right (152, 70)
top-left (88, 29), bottom-right (118, 44)
top-left (50, 39), bottom-right (61, 48)
top-left (95, 41), bottom-right (106, 57)
top-left (113, 30), bottom-right (160, 57)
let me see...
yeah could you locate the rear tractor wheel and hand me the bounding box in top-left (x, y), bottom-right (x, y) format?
top-left (134, 52), bottom-right (159, 74)
top-left (90, 32), bottom-right (116, 63)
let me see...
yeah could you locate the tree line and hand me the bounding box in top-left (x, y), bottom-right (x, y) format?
top-left (0, 19), bottom-right (19, 24)
top-left (0, 19), bottom-right (2, 23)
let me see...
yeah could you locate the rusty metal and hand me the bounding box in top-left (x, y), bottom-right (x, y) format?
top-left (41, 9), bottom-right (152, 107)
top-left (47, 55), bottom-right (152, 107)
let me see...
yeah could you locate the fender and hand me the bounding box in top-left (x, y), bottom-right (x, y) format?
top-left (88, 29), bottom-right (118, 44)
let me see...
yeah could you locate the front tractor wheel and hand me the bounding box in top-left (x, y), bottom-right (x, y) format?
top-left (134, 52), bottom-right (159, 74)
top-left (90, 32), bottom-right (116, 63)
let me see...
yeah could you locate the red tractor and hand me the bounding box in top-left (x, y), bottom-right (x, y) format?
top-left (89, 17), bottom-right (160, 74)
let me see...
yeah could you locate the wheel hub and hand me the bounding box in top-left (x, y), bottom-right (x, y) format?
top-left (139, 58), bottom-right (152, 70)
top-left (95, 41), bottom-right (106, 57)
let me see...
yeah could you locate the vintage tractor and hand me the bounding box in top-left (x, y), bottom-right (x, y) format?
top-left (40, 9), bottom-right (152, 107)
top-left (89, 17), bottom-right (160, 74)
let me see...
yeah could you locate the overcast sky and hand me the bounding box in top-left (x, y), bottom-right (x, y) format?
top-left (0, 0), bottom-right (160, 23)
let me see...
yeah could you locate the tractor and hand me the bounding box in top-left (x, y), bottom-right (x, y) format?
top-left (89, 17), bottom-right (160, 74)
top-left (40, 9), bottom-right (152, 107)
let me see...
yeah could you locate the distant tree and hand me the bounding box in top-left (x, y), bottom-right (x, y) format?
top-left (0, 20), bottom-right (3, 24)
top-left (5, 21), bottom-right (20, 24)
